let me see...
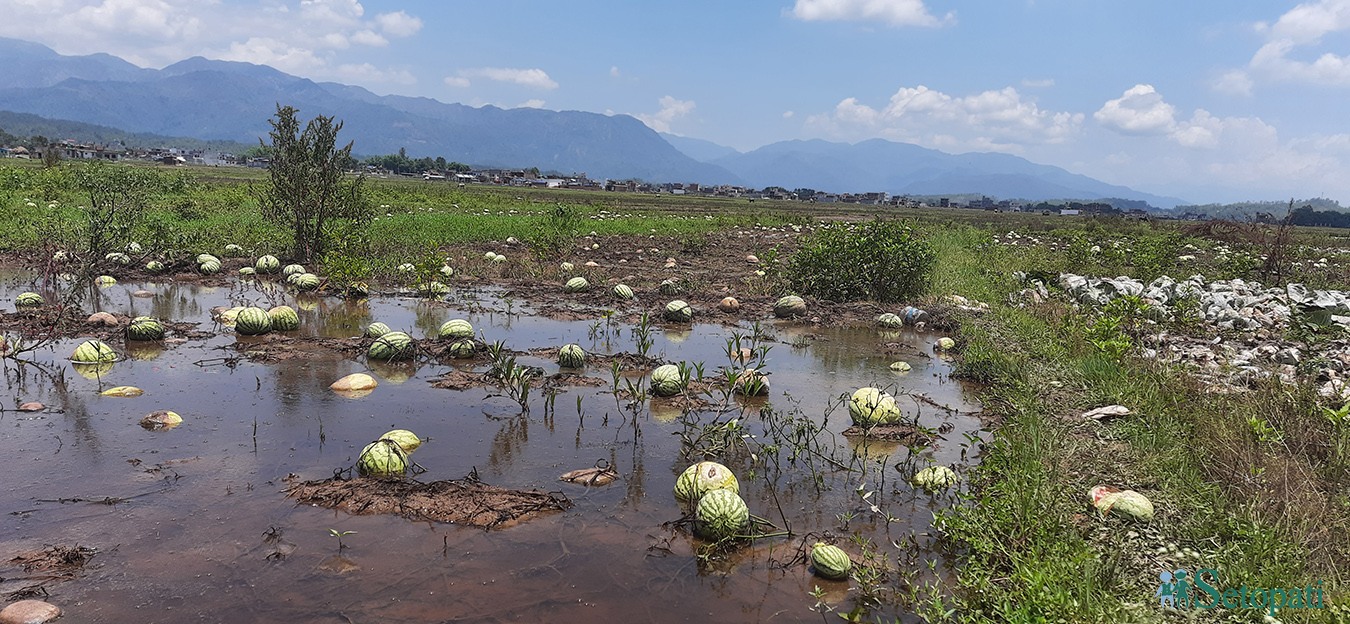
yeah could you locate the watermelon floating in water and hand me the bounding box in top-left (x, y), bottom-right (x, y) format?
top-left (810, 543), bottom-right (852, 580)
top-left (357, 440), bottom-right (408, 477)
top-left (369, 332), bottom-right (414, 361)
top-left (911, 465), bottom-right (959, 491)
top-left (673, 461), bottom-right (739, 504)
top-left (364, 322), bottom-right (391, 338)
top-left (73, 340), bottom-right (117, 363)
top-left (15, 292), bottom-right (44, 307)
top-left (438, 319), bottom-right (474, 340)
top-left (255, 255), bottom-right (280, 273)
top-left (268, 306), bottom-right (300, 331)
top-left (694, 489), bottom-right (749, 541)
top-left (126, 317), bottom-right (165, 341)
top-left (234, 307), bottom-right (273, 336)
top-left (379, 429), bottom-right (422, 454)
top-left (848, 387), bottom-right (902, 426)
top-left (558, 344), bottom-right (586, 368)
top-left (773, 295), bottom-right (806, 318)
top-left (663, 300), bottom-right (692, 323)
top-left (650, 364), bottom-right (686, 397)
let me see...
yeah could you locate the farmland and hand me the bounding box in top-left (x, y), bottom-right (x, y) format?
top-left (1, 160), bottom-right (1348, 622)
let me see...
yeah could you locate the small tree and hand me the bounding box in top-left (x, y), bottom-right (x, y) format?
top-left (255, 105), bottom-right (369, 261)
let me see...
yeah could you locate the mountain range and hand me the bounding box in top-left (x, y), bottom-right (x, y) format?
top-left (0, 37), bottom-right (1185, 206)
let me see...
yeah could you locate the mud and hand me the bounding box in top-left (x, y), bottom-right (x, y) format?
top-left (287, 474), bottom-right (572, 528)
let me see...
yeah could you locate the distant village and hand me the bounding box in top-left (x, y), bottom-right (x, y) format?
top-left (0, 138), bottom-right (1236, 221)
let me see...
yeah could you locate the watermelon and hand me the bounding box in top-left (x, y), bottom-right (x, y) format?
top-left (650, 364), bottom-right (686, 397)
top-left (848, 387), bottom-right (902, 426)
top-left (330, 373), bottom-right (377, 392)
top-left (611, 284), bottom-right (635, 300)
top-left (369, 332), bottom-right (414, 360)
top-left (379, 429), bottom-right (422, 454)
top-left (52, 251), bottom-right (68, 262)
top-left (357, 440), bottom-right (408, 477)
top-left (718, 297), bottom-right (740, 313)
top-left (146, 260), bottom-right (165, 273)
top-left (126, 242), bottom-right (142, 254)
top-left (282, 264), bottom-right (305, 277)
top-left (936, 337), bottom-right (955, 350)
top-left (418, 281), bottom-right (450, 297)
top-left (694, 489), bottom-right (749, 541)
top-left (564, 277), bottom-right (589, 293)
top-left (438, 265), bottom-right (455, 278)
top-left (15, 292), bottom-right (44, 307)
top-left (491, 254), bottom-right (506, 264)
top-left (95, 275), bottom-right (117, 286)
top-left (560, 262), bottom-right (575, 272)
top-left (558, 344), bottom-right (586, 368)
top-left (773, 295), bottom-right (807, 318)
top-left (268, 306), bottom-right (300, 331)
top-left (364, 322), bottom-right (391, 338)
top-left (397, 263), bottom-right (415, 273)
top-left (126, 317), bottom-right (165, 341)
top-left (876, 313), bottom-right (904, 329)
top-left (235, 307), bottom-right (273, 335)
top-left (663, 300), bottom-right (692, 323)
top-left (238, 267), bottom-right (256, 276)
top-left (449, 340), bottom-right (477, 359)
top-left (659, 279), bottom-right (680, 296)
top-left (295, 273), bottom-right (320, 291)
top-left (674, 461), bottom-right (740, 504)
top-left (255, 255), bottom-right (280, 273)
top-left (732, 369), bottom-right (770, 396)
top-left (197, 254), bottom-right (219, 265)
top-left (224, 244), bottom-right (245, 257)
top-left (810, 543), bottom-right (852, 580)
top-left (1089, 486), bottom-right (1154, 522)
top-left (198, 259), bottom-right (221, 275)
top-left (911, 466), bottom-right (959, 491)
top-left (889, 361), bottom-right (912, 372)
top-left (347, 282), bottom-right (370, 297)
top-left (286, 273), bottom-right (303, 285)
top-left (73, 340), bottom-right (117, 363)
top-left (438, 319), bottom-right (474, 340)
top-left (105, 252), bottom-right (130, 265)
top-left (483, 251), bottom-right (497, 260)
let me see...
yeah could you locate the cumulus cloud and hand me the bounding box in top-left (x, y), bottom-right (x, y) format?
top-left (610, 66), bottom-right (621, 78)
top-left (783, 110), bottom-right (795, 118)
top-left (636, 96), bottom-right (696, 133)
top-left (517, 99), bottom-right (546, 109)
top-left (448, 67), bottom-right (559, 89)
top-left (805, 84), bottom-right (1082, 153)
top-left (375, 10), bottom-right (422, 37)
top-left (1093, 84), bottom-right (1177, 135)
top-left (0, 0), bottom-right (423, 84)
top-left (1219, 0), bottom-right (1350, 89)
top-left (787, 0), bottom-right (952, 27)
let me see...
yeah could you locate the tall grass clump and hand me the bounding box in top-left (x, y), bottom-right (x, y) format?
top-left (786, 218), bottom-right (935, 303)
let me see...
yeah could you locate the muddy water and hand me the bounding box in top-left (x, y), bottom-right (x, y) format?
top-left (0, 274), bottom-right (983, 623)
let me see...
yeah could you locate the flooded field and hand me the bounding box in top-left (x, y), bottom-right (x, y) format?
top-left (1, 273), bottom-right (983, 623)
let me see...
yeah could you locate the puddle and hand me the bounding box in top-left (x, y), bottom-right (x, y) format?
top-left (0, 271), bottom-right (984, 622)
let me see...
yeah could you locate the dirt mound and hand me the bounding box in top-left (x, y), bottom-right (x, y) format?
top-left (286, 474), bottom-right (571, 528)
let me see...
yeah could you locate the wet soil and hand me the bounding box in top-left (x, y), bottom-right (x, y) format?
top-left (287, 474), bottom-right (571, 528)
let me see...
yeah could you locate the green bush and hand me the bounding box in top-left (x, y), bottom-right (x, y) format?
top-left (786, 219), bottom-right (935, 303)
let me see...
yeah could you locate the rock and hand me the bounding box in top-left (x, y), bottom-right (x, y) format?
top-left (17, 402), bottom-right (44, 412)
top-left (132, 290), bottom-right (154, 298)
top-left (87, 312), bottom-right (117, 325)
top-left (1081, 405), bottom-right (1131, 420)
top-left (717, 297), bottom-right (740, 313)
top-left (0, 600), bottom-right (62, 624)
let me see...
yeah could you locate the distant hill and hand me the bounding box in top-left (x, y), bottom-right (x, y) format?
top-left (0, 110), bottom-right (254, 152)
top-left (705, 138), bottom-right (1187, 208)
top-left (1166, 198), bottom-right (1346, 219)
top-left (659, 133), bottom-right (741, 162)
top-left (0, 38), bottom-right (740, 184)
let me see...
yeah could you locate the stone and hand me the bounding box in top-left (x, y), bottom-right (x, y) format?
top-left (331, 373), bottom-right (378, 392)
top-left (0, 600), bottom-right (62, 624)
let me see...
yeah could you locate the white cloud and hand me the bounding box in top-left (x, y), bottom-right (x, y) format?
top-left (782, 110), bottom-right (795, 118)
top-left (349, 29), bottom-right (387, 47)
top-left (1211, 70), bottom-right (1254, 96)
top-left (0, 1), bottom-right (425, 88)
top-left (636, 96), bottom-right (696, 133)
top-left (375, 10), bottom-right (422, 37)
top-left (788, 0), bottom-right (952, 28)
top-left (1093, 84), bottom-right (1177, 135)
top-left (452, 67), bottom-right (558, 89)
top-left (1231, 0), bottom-right (1350, 88)
top-left (337, 62), bottom-right (415, 85)
top-left (444, 76), bottom-right (471, 87)
top-left (1021, 78), bottom-right (1055, 88)
top-left (806, 84), bottom-right (1083, 153)
top-left (517, 99), bottom-right (546, 109)
top-left (610, 66), bottom-right (621, 78)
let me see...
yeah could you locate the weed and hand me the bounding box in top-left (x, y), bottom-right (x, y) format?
top-left (787, 218), bottom-right (935, 303)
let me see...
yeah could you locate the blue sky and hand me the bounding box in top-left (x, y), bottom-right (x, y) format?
top-left (3, 0), bottom-right (1349, 203)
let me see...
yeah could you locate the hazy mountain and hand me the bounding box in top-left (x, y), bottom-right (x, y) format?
top-left (0, 110), bottom-right (254, 152)
top-left (710, 138), bottom-right (1187, 207)
top-left (659, 132), bottom-right (740, 162)
top-left (0, 38), bottom-right (739, 183)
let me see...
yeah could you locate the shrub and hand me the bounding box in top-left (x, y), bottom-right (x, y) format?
top-left (786, 219), bottom-right (935, 303)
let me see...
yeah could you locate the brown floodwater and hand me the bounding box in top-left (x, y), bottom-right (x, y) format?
top-left (0, 273), bottom-right (984, 623)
